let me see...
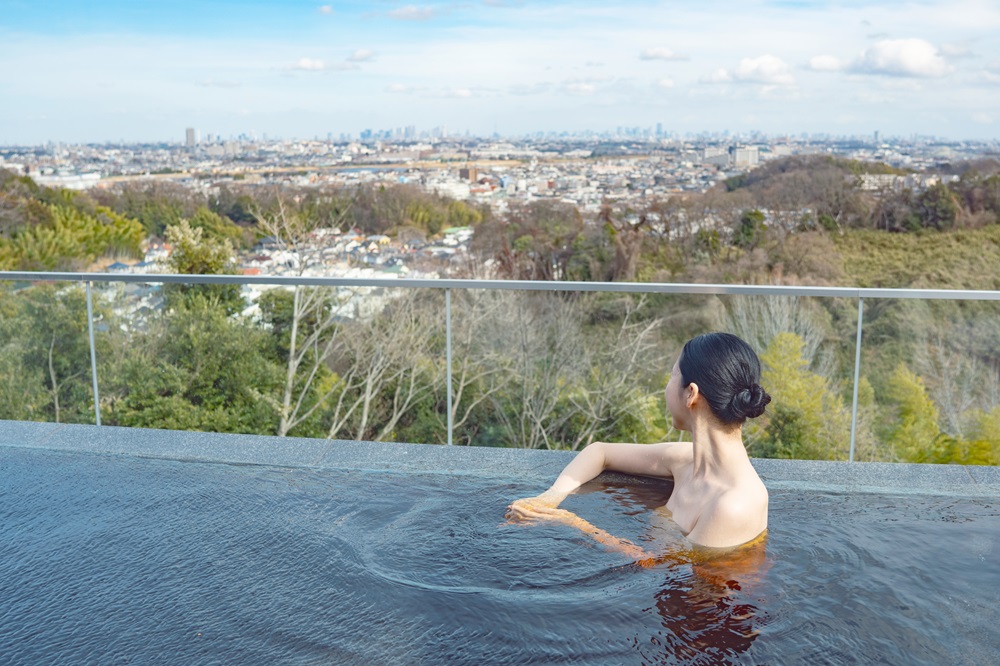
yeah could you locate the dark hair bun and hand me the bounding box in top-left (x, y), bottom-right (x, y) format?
top-left (679, 332), bottom-right (771, 425)
top-left (729, 383), bottom-right (771, 420)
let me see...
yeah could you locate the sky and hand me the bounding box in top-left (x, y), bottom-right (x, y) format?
top-left (1, 0), bottom-right (999, 144)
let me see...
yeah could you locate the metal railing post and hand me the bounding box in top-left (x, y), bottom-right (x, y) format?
top-left (848, 296), bottom-right (864, 462)
top-left (446, 288), bottom-right (453, 446)
top-left (85, 281), bottom-right (101, 426)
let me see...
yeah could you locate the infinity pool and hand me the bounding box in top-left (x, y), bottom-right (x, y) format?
top-left (1, 443), bottom-right (998, 665)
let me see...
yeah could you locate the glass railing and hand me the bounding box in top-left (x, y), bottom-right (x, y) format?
top-left (2, 270), bottom-right (998, 464)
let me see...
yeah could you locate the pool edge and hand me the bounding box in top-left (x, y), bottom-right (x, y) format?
top-left (2, 420), bottom-right (997, 497)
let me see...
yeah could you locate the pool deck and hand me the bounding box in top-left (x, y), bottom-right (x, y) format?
top-left (2, 420), bottom-right (998, 497)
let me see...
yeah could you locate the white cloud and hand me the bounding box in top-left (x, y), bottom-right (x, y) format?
top-left (733, 55), bottom-right (794, 85)
top-left (198, 79), bottom-right (241, 89)
top-left (318, 5), bottom-right (333, 15)
top-left (639, 47), bottom-right (688, 61)
top-left (980, 66), bottom-right (1000, 84)
top-left (940, 42), bottom-right (975, 59)
top-left (387, 83), bottom-right (418, 93)
top-left (700, 68), bottom-right (732, 84)
top-left (388, 5), bottom-right (436, 21)
top-left (656, 78), bottom-right (675, 89)
top-left (972, 112), bottom-right (992, 124)
top-left (564, 82), bottom-right (597, 95)
top-left (509, 82), bottom-right (553, 95)
top-left (808, 55), bottom-right (844, 72)
top-left (851, 38), bottom-right (952, 78)
top-left (430, 87), bottom-right (476, 98)
top-left (293, 57), bottom-right (326, 71)
top-left (347, 49), bottom-right (376, 62)
top-left (700, 56), bottom-right (794, 85)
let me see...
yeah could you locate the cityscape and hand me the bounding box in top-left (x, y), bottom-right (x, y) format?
top-left (3, 126), bottom-right (995, 283)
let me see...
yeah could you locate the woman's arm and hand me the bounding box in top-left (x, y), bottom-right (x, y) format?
top-left (505, 441), bottom-right (690, 520)
top-left (520, 505), bottom-right (650, 560)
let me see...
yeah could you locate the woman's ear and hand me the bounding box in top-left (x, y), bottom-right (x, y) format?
top-left (686, 382), bottom-right (700, 409)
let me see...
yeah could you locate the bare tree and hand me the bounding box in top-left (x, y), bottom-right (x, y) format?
top-left (486, 293), bottom-right (583, 450)
top-left (323, 289), bottom-right (442, 441)
top-left (724, 294), bottom-right (829, 371)
top-left (254, 199), bottom-right (352, 437)
top-left (484, 293), bottom-right (661, 450)
top-left (564, 297), bottom-right (661, 450)
top-left (442, 288), bottom-right (516, 444)
top-left (916, 332), bottom-right (984, 438)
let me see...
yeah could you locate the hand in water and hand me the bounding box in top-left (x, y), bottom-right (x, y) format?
top-left (504, 495), bottom-right (562, 522)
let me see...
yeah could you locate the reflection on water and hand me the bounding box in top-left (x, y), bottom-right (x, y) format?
top-left (571, 480), bottom-right (770, 665)
top-left (637, 536), bottom-right (768, 665)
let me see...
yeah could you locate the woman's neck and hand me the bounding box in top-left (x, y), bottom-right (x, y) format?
top-left (688, 418), bottom-right (751, 483)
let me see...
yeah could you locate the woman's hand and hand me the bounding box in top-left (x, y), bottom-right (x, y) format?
top-left (504, 495), bottom-right (563, 522)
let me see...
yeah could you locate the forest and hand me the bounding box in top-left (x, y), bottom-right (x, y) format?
top-left (1, 154), bottom-right (999, 464)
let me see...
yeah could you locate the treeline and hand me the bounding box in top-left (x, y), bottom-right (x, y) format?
top-left (0, 168), bottom-right (489, 270)
top-left (0, 170), bottom-right (144, 270)
top-left (2, 277), bottom-right (996, 464)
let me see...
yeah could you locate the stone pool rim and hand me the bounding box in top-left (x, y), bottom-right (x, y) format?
top-left (2, 420), bottom-right (998, 498)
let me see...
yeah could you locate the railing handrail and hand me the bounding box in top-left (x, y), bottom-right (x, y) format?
top-left (3, 270), bottom-right (1000, 301)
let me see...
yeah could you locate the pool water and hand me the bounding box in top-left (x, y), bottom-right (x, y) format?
top-left (1, 446), bottom-right (998, 665)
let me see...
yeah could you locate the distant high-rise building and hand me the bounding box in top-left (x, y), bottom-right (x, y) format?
top-left (732, 146), bottom-right (759, 168)
top-left (656, 122), bottom-right (663, 138)
top-left (185, 127), bottom-right (198, 148)
top-left (703, 147), bottom-right (730, 167)
top-left (874, 130), bottom-right (880, 144)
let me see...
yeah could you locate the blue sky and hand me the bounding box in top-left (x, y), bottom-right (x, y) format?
top-left (2, 0), bottom-right (999, 144)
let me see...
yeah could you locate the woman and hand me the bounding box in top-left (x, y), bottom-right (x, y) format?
top-left (505, 332), bottom-right (772, 551)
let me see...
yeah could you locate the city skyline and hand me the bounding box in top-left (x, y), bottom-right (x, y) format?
top-left (2, 0), bottom-right (999, 144)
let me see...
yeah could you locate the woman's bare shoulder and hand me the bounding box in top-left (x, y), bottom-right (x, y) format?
top-left (686, 484), bottom-right (768, 548)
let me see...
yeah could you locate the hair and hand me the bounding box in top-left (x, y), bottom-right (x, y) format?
top-left (678, 332), bottom-right (771, 426)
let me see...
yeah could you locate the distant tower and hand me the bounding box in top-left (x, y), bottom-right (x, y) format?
top-left (873, 130), bottom-right (880, 144)
top-left (185, 127), bottom-right (198, 149)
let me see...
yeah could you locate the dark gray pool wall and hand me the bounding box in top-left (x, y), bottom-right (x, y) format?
top-left (2, 420), bottom-right (998, 497)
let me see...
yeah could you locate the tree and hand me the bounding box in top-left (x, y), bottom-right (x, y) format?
top-left (724, 295), bottom-right (829, 371)
top-left (752, 332), bottom-right (850, 460)
top-left (0, 285), bottom-right (49, 420)
top-left (164, 220), bottom-right (244, 315)
top-left (597, 203), bottom-right (650, 281)
top-left (321, 290), bottom-right (442, 442)
top-left (882, 363), bottom-right (941, 462)
top-left (105, 299), bottom-right (282, 434)
top-left (483, 293), bottom-right (661, 450)
top-left (436, 288), bottom-right (520, 445)
top-left (0, 284), bottom-right (103, 423)
top-left (960, 406), bottom-right (1000, 465)
top-left (0, 203), bottom-right (143, 270)
top-left (492, 200), bottom-right (584, 280)
top-left (914, 182), bottom-right (959, 230)
top-left (734, 209), bottom-right (766, 249)
top-left (188, 206), bottom-right (246, 246)
top-left (253, 198), bottom-right (354, 437)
